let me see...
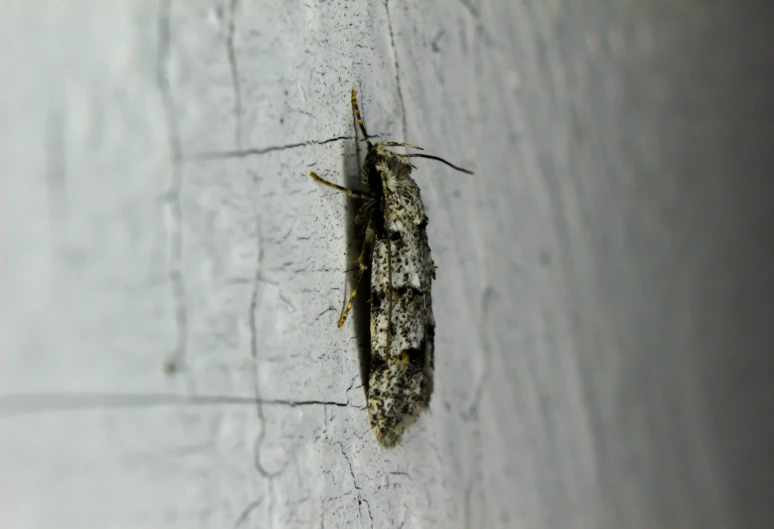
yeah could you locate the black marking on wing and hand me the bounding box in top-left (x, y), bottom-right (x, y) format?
top-left (405, 340), bottom-right (426, 372)
top-left (394, 285), bottom-right (423, 298)
top-left (370, 291), bottom-right (385, 312)
top-left (370, 348), bottom-right (387, 372)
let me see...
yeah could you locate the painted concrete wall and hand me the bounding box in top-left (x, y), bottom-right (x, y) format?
top-left (3, 1), bottom-right (772, 528)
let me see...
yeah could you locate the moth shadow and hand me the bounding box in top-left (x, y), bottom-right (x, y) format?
top-left (341, 135), bottom-right (371, 402)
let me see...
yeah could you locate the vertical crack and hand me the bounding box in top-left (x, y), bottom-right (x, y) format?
top-left (248, 221), bottom-right (278, 528)
top-left (157, 0), bottom-right (190, 387)
top-left (384, 0), bottom-right (407, 140)
top-left (248, 223), bottom-right (274, 477)
top-left (226, 0), bottom-right (243, 149)
top-left (337, 442), bottom-right (373, 528)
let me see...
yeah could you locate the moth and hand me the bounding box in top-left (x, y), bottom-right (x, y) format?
top-left (310, 90), bottom-right (472, 447)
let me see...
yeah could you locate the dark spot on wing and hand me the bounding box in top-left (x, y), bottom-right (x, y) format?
top-left (370, 292), bottom-right (385, 312)
top-left (370, 351), bottom-right (387, 372)
top-left (405, 344), bottom-right (425, 370)
top-left (394, 285), bottom-right (423, 298)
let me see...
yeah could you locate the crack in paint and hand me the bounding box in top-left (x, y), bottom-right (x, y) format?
top-left (337, 442), bottom-right (373, 528)
top-left (157, 0), bottom-right (191, 389)
top-left (191, 135), bottom-right (356, 161)
top-left (384, 0), bottom-right (407, 140)
top-left (0, 392), bottom-right (356, 417)
top-left (226, 0), bottom-right (242, 150)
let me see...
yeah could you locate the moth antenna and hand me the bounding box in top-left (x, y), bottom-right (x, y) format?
top-left (383, 141), bottom-right (425, 151)
top-left (401, 153), bottom-right (474, 174)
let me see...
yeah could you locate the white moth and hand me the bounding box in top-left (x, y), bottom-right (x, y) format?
top-left (311, 90), bottom-right (472, 447)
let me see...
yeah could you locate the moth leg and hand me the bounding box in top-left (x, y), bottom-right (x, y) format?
top-left (347, 201), bottom-right (375, 268)
top-left (310, 171), bottom-right (375, 200)
top-left (354, 200), bottom-right (375, 226)
top-left (338, 218), bottom-right (376, 328)
top-left (351, 89), bottom-right (372, 148)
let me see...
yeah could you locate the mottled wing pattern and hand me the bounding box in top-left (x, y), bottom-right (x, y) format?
top-left (367, 147), bottom-right (435, 447)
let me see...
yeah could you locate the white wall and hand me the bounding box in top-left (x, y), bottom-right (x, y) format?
top-left (3, 1), bottom-right (772, 528)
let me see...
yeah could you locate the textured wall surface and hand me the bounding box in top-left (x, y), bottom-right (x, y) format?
top-left (2, 1), bottom-right (773, 528)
